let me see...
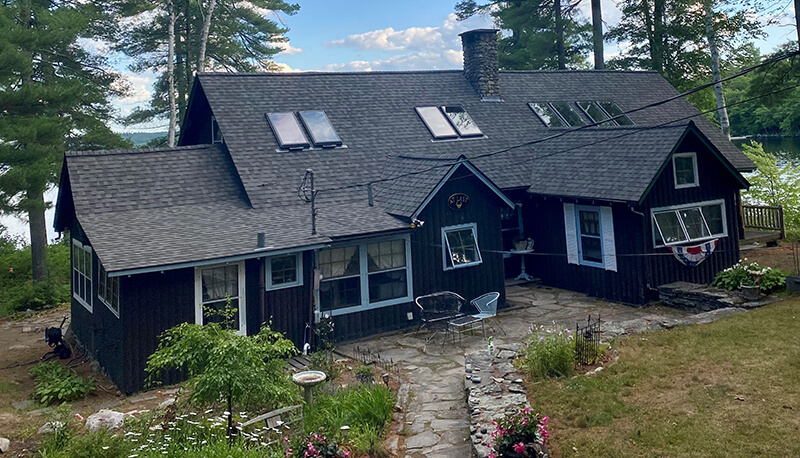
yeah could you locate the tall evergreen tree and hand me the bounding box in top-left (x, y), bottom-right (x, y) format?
top-left (456, 0), bottom-right (591, 70)
top-left (116, 0), bottom-right (299, 132)
top-left (0, 0), bottom-right (129, 283)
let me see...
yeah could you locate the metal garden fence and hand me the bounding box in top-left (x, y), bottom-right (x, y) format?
top-left (574, 315), bottom-right (601, 367)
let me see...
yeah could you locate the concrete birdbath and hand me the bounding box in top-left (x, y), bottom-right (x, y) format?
top-left (292, 370), bottom-right (327, 404)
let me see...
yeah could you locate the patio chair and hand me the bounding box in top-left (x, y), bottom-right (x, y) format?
top-left (470, 292), bottom-right (505, 336)
top-left (415, 292), bottom-right (466, 341)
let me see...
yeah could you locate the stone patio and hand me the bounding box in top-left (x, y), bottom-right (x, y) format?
top-left (337, 284), bottom-right (697, 458)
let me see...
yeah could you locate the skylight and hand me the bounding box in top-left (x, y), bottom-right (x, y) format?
top-left (441, 106), bottom-right (483, 137)
top-left (597, 101), bottom-right (635, 125)
top-left (528, 102), bottom-right (568, 128)
top-left (266, 112), bottom-right (310, 150)
top-left (416, 107), bottom-right (458, 139)
top-left (549, 102), bottom-right (586, 127)
top-left (299, 110), bottom-right (342, 147)
top-left (577, 102), bottom-right (617, 126)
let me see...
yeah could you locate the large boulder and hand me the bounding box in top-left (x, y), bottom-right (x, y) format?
top-left (85, 409), bottom-right (125, 432)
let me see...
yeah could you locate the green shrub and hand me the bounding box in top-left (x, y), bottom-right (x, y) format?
top-left (304, 384), bottom-right (395, 439)
top-left (309, 350), bottom-right (340, 382)
top-left (354, 365), bottom-right (374, 384)
top-left (519, 325), bottom-right (575, 380)
top-left (351, 424), bottom-right (389, 457)
top-left (290, 431), bottom-right (348, 458)
top-left (489, 407), bottom-right (550, 458)
top-left (30, 362), bottom-right (94, 405)
top-left (712, 260), bottom-right (788, 293)
top-left (0, 235), bottom-right (71, 316)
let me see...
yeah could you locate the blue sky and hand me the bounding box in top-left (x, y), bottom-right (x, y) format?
top-left (2, 1), bottom-right (797, 240)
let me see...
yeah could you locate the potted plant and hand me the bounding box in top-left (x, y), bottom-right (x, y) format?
top-left (740, 272), bottom-right (760, 301)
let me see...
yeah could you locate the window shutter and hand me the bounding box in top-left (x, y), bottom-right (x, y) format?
top-left (601, 206), bottom-right (617, 272)
top-left (563, 203), bottom-right (579, 265)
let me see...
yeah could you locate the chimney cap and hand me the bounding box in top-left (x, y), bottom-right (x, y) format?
top-left (458, 28), bottom-right (499, 38)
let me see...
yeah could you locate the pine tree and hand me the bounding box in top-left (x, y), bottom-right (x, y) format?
top-left (0, 0), bottom-right (129, 283)
top-left (456, 0), bottom-right (591, 70)
top-left (116, 0), bottom-right (299, 132)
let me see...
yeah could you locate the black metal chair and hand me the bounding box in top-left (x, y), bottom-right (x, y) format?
top-left (414, 292), bottom-right (466, 342)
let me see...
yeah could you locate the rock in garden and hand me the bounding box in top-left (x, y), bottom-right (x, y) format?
top-left (471, 375), bottom-right (482, 383)
top-left (37, 421), bottom-right (64, 434)
top-left (157, 397), bottom-right (176, 410)
top-left (85, 409), bottom-right (125, 432)
top-left (12, 400), bottom-right (34, 410)
top-left (0, 437), bottom-right (10, 454)
top-left (465, 364), bottom-right (473, 373)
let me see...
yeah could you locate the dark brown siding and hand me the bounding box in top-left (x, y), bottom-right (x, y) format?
top-left (640, 132), bottom-right (742, 299)
top-left (258, 253), bottom-right (315, 348)
top-left (525, 198), bottom-right (648, 304)
top-left (68, 223), bottom-right (126, 388)
top-left (120, 268), bottom-right (194, 394)
top-left (179, 83), bottom-right (214, 146)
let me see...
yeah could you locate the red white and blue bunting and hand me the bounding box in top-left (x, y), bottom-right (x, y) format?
top-left (668, 239), bottom-right (719, 267)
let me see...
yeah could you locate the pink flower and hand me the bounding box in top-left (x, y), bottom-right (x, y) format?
top-left (541, 416), bottom-right (549, 425)
top-left (514, 442), bottom-right (526, 454)
top-left (343, 451), bottom-right (350, 457)
top-left (487, 452), bottom-right (496, 458)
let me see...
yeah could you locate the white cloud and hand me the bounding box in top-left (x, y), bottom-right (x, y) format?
top-left (117, 74), bottom-right (154, 105)
top-left (276, 41), bottom-right (303, 55)
top-left (318, 49), bottom-right (463, 72)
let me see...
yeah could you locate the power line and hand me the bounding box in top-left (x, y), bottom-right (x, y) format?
top-left (317, 53), bottom-right (800, 197)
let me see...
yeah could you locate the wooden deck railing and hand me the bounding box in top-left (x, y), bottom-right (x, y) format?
top-left (742, 204), bottom-right (785, 239)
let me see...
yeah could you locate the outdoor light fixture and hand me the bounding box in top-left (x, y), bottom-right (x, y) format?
top-left (381, 372), bottom-right (390, 387)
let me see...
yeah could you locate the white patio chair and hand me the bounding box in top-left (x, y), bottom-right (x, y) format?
top-left (470, 292), bottom-right (505, 336)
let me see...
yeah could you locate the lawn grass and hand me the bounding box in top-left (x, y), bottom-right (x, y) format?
top-left (527, 297), bottom-right (800, 458)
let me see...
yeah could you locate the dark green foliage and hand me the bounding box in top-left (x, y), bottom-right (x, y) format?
top-left (0, 233), bottom-right (70, 316)
top-left (290, 432), bottom-right (348, 458)
top-left (354, 365), bottom-right (375, 384)
top-left (456, 0), bottom-right (590, 70)
top-left (30, 362), bottom-right (94, 405)
top-left (712, 260), bottom-right (787, 293)
top-left (114, 0), bottom-right (300, 129)
top-left (520, 325), bottom-right (575, 380)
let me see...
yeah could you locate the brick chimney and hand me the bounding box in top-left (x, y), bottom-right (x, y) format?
top-left (460, 29), bottom-right (501, 101)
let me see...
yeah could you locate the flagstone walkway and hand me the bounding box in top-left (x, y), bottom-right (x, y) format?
top-left (337, 284), bottom-right (691, 458)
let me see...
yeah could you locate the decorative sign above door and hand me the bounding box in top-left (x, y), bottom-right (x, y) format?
top-left (448, 193), bottom-right (470, 211)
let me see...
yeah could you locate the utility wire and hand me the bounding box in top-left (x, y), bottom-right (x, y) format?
top-left (316, 56), bottom-right (800, 197)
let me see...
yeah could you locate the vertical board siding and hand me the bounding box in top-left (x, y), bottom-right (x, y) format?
top-left (68, 223), bottom-right (125, 389)
top-left (260, 252), bottom-right (314, 349)
top-left (641, 133), bottom-right (741, 298)
top-left (524, 198), bottom-right (647, 304)
top-left (121, 268), bottom-right (194, 394)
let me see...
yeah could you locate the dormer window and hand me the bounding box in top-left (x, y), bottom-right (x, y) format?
top-left (211, 116), bottom-right (223, 144)
top-left (299, 110), bottom-right (342, 148)
top-left (673, 152), bottom-right (699, 188)
top-left (416, 106), bottom-right (483, 140)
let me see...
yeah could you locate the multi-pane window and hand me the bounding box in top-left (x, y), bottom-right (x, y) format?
top-left (319, 247), bottom-right (361, 311)
top-left (577, 101), bottom-right (616, 126)
top-left (548, 102), bottom-right (587, 127)
top-left (528, 102), bottom-right (568, 127)
top-left (652, 201), bottom-right (726, 247)
top-left (416, 106), bottom-right (483, 139)
top-left (266, 253), bottom-right (302, 290)
top-left (98, 263), bottom-right (119, 317)
top-left (673, 153), bottom-right (699, 188)
top-left (72, 240), bottom-right (92, 312)
top-left (442, 224), bottom-right (482, 270)
top-left (367, 240), bottom-right (407, 303)
top-left (577, 208), bottom-right (603, 266)
top-left (199, 264), bottom-right (241, 330)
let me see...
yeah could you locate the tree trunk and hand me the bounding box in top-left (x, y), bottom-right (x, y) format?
top-left (28, 190), bottom-right (48, 284)
top-left (653, 0), bottom-right (665, 74)
top-left (795, 0), bottom-right (800, 51)
top-left (641, 0), bottom-right (657, 70)
top-left (167, 0), bottom-right (177, 147)
top-left (591, 0), bottom-right (604, 69)
top-left (554, 0), bottom-right (566, 69)
top-left (197, 0), bottom-right (217, 72)
top-left (704, 0), bottom-right (730, 139)
top-left (227, 392), bottom-right (234, 446)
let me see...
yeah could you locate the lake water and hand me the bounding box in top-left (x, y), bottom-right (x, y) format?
top-left (732, 137), bottom-right (800, 166)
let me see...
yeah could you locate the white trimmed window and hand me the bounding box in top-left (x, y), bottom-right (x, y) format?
top-left (673, 152), bottom-right (699, 188)
top-left (72, 239), bottom-right (93, 312)
top-left (564, 204), bottom-right (617, 272)
top-left (194, 261), bottom-right (246, 335)
top-left (266, 253), bottom-right (303, 290)
top-left (442, 223), bottom-right (482, 270)
top-left (652, 200), bottom-right (726, 247)
top-left (318, 235), bottom-right (413, 316)
top-left (98, 263), bottom-right (120, 317)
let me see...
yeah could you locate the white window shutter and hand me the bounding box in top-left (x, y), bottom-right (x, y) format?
top-left (563, 203), bottom-right (579, 265)
top-left (601, 206), bottom-right (617, 272)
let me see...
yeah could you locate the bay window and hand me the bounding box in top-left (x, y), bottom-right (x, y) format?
top-left (318, 235), bottom-right (413, 316)
top-left (652, 200), bottom-right (726, 247)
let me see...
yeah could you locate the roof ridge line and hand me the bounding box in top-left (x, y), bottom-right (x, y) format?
top-left (198, 69), bottom-right (464, 77)
top-left (66, 144), bottom-right (215, 157)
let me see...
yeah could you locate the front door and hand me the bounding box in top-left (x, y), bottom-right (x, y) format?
top-left (194, 261), bottom-right (247, 335)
